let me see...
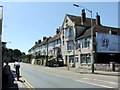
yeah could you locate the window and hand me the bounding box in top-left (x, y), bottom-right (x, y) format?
top-left (109, 30), bottom-right (117, 35)
top-left (63, 40), bottom-right (64, 45)
top-left (54, 40), bottom-right (57, 46)
top-left (75, 57), bottom-right (79, 62)
top-left (111, 31), bottom-right (117, 35)
top-left (76, 40), bottom-right (81, 49)
top-left (69, 56), bottom-right (74, 63)
top-left (82, 38), bottom-right (90, 48)
top-left (62, 35), bottom-right (64, 45)
top-left (62, 36), bottom-right (64, 39)
top-left (80, 54), bottom-right (91, 64)
top-left (65, 27), bottom-right (74, 38)
top-left (57, 39), bottom-right (61, 44)
top-left (67, 42), bottom-right (73, 50)
top-left (85, 39), bottom-right (87, 47)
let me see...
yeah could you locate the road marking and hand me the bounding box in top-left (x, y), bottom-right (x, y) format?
top-left (28, 67), bottom-right (116, 88)
top-left (83, 78), bottom-right (118, 85)
top-left (75, 80), bottom-right (114, 88)
top-left (21, 77), bottom-right (35, 90)
top-left (21, 63), bottom-right (118, 88)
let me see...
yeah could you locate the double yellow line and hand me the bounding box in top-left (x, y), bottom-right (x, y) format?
top-left (21, 77), bottom-right (35, 90)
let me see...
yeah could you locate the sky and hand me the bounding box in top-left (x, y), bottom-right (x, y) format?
top-left (2, 2), bottom-right (118, 54)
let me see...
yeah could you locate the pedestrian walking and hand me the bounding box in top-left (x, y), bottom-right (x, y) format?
top-left (14, 61), bottom-right (20, 81)
top-left (3, 61), bottom-right (11, 84)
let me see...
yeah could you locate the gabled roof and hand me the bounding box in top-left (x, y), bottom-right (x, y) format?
top-left (62, 14), bottom-right (96, 27)
top-left (77, 25), bottom-right (120, 39)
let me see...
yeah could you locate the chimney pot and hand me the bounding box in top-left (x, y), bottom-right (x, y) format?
top-left (43, 37), bottom-right (47, 41)
top-left (35, 41), bottom-right (37, 45)
top-left (56, 28), bottom-right (60, 34)
top-left (81, 9), bottom-right (86, 25)
top-left (38, 40), bottom-right (41, 43)
top-left (96, 13), bottom-right (101, 25)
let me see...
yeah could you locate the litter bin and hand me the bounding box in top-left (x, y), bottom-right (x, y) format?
top-left (110, 62), bottom-right (115, 72)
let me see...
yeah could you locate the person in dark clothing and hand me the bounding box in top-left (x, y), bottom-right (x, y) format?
top-left (3, 62), bottom-right (11, 84)
top-left (14, 61), bottom-right (20, 80)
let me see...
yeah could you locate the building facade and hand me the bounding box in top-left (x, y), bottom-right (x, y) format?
top-left (28, 9), bottom-right (120, 69)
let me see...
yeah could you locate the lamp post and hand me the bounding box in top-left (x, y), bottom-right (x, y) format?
top-left (45, 38), bottom-right (49, 66)
top-left (0, 6), bottom-right (3, 90)
top-left (0, 6), bottom-right (3, 67)
top-left (73, 4), bottom-right (94, 73)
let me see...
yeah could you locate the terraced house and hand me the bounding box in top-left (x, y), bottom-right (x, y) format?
top-left (28, 9), bottom-right (120, 70)
top-left (28, 28), bottom-right (63, 66)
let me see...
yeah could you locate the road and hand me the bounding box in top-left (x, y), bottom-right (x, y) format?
top-left (15, 63), bottom-right (118, 88)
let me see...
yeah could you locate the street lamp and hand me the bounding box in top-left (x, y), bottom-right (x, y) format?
top-left (0, 5), bottom-right (3, 66)
top-left (73, 4), bottom-right (94, 73)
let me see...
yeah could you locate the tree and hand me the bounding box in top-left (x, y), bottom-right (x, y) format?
top-left (7, 49), bottom-right (13, 62)
top-left (13, 49), bottom-right (22, 59)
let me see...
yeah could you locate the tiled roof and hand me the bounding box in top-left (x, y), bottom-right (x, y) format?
top-left (28, 32), bottom-right (61, 52)
top-left (37, 38), bottom-right (49, 47)
top-left (77, 25), bottom-right (120, 39)
top-left (29, 38), bottom-right (49, 51)
top-left (29, 42), bottom-right (40, 51)
top-left (48, 32), bottom-right (61, 43)
top-left (67, 14), bottom-right (96, 27)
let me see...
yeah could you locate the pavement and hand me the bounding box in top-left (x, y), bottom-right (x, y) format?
top-left (2, 64), bottom-right (32, 90)
top-left (2, 63), bottom-right (120, 90)
top-left (62, 67), bottom-right (120, 77)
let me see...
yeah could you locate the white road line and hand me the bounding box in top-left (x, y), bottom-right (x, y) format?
top-left (83, 78), bottom-right (118, 85)
top-left (75, 80), bottom-right (114, 88)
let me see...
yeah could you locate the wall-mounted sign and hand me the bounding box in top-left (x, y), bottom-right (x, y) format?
top-left (96, 32), bottom-right (120, 53)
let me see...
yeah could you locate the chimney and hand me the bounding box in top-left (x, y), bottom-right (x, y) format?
top-left (35, 41), bottom-right (37, 45)
top-left (56, 28), bottom-right (60, 34)
top-left (43, 37), bottom-right (47, 41)
top-left (38, 40), bottom-right (41, 43)
top-left (81, 9), bottom-right (86, 25)
top-left (96, 13), bottom-right (101, 25)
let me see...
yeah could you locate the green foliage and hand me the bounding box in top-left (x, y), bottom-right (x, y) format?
top-left (3, 48), bottom-right (25, 62)
top-left (13, 49), bottom-right (22, 58)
